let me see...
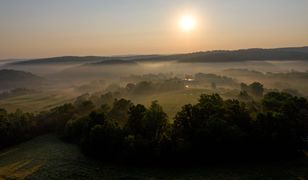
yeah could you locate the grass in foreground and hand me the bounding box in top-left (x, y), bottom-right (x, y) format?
top-left (0, 134), bottom-right (308, 179)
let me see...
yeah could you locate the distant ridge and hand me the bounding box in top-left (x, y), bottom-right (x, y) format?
top-left (176, 46), bottom-right (308, 63)
top-left (8, 56), bottom-right (108, 65)
top-left (6, 46), bottom-right (308, 66)
top-left (136, 46), bottom-right (308, 63)
top-left (86, 59), bottom-right (138, 66)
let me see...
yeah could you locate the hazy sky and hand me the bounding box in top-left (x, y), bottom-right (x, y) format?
top-left (1, 0), bottom-right (308, 59)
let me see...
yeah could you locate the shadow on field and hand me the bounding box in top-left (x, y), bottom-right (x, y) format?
top-left (0, 134), bottom-right (308, 179)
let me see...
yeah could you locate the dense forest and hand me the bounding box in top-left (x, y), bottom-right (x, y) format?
top-left (1, 89), bottom-right (307, 165)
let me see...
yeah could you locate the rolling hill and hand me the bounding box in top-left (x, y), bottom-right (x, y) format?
top-left (3, 46), bottom-right (308, 67)
top-left (0, 69), bottom-right (44, 90)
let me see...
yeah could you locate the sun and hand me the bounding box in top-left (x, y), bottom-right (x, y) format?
top-left (179, 15), bottom-right (196, 32)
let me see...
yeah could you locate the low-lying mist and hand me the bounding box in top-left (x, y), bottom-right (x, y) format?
top-left (1, 58), bottom-right (307, 116)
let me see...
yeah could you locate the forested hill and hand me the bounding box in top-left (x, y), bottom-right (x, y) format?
top-left (176, 46), bottom-right (308, 63)
top-left (0, 69), bottom-right (44, 90)
top-left (136, 46), bottom-right (308, 63)
top-left (4, 46), bottom-right (308, 66)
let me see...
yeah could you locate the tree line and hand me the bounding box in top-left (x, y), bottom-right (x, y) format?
top-left (64, 92), bottom-right (308, 164)
top-left (1, 91), bottom-right (307, 165)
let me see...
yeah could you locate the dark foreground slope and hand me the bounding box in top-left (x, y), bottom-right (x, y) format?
top-left (0, 134), bottom-right (308, 179)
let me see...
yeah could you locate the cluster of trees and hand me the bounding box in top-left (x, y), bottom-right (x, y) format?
top-left (195, 73), bottom-right (238, 88)
top-left (224, 69), bottom-right (308, 97)
top-left (0, 101), bottom-right (96, 150)
top-left (63, 92), bottom-right (308, 164)
top-left (74, 79), bottom-right (185, 106)
top-left (173, 92), bottom-right (308, 161)
top-left (240, 82), bottom-right (264, 98)
top-left (0, 109), bottom-right (37, 149)
top-left (64, 100), bottom-right (170, 163)
top-left (1, 89), bottom-right (307, 165)
top-left (125, 78), bottom-right (185, 95)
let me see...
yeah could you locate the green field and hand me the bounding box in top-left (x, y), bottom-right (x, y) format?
top-left (0, 88), bottom-right (239, 119)
top-left (128, 88), bottom-right (240, 118)
top-left (0, 91), bottom-right (75, 113)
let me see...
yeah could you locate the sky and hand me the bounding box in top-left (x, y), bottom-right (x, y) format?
top-left (0, 0), bottom-right (308, 59)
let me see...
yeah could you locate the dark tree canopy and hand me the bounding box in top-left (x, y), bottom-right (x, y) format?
top-left (1, 91), bottom-right (307, 165)
top-left (241, 82), bottom-right (264, 98)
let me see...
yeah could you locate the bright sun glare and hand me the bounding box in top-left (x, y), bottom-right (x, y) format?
top-left (179, 15), bottom-right (196, 32)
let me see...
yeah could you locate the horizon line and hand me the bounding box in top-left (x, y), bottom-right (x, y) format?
top-left (1, 45), bottom-right (308, 61)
